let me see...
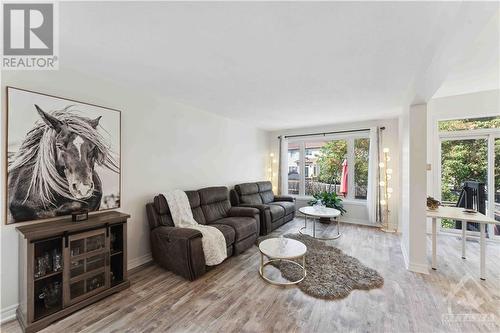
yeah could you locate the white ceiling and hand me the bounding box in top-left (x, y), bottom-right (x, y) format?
top-left (434, 10), bottom-right (500, 98)
top-left (59, 2), bottom-right (498, 130)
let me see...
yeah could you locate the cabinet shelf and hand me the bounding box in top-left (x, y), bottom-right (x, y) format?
top-left (110, 250), bottom-right (123, 256)
top-left (34, 270), bottom-right (62, 282)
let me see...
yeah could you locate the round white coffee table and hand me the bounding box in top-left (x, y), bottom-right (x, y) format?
top-left (258, 237), bottom-right (307, 286)
top-left (298, 206), bottom-right (342, 240)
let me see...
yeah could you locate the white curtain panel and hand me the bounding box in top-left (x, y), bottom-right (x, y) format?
top-left (278, 136), bottom-right (289, 195)
top-left (367, 127), bottom-right (380, 224)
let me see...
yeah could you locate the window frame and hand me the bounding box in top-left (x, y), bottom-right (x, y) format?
top-left (436, 123), bottom-right (500, 240)
top-left (286, 132), bottom-right (370, 204)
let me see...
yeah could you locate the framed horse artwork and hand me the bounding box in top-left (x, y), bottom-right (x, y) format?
top-left (5, 87), bottom-right (121, 224)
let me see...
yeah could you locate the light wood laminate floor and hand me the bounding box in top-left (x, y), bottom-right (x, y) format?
top-left (2, 218), bottom-right (500, 332)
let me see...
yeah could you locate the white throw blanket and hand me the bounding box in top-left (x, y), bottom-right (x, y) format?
top-left (164, 190), bottom-right (227, 266)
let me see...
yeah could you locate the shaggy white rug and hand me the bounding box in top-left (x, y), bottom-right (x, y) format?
top-left (260, 233), bottom-right (384, 299)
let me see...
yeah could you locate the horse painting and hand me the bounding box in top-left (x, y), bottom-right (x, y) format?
top-left (7, 104), bottom-right (119, 222)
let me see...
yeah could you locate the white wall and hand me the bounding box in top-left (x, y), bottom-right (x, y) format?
top-left (0, 69), bottom-right (269, 321)
top-left (268, 118), bottom-right (400, 229)
top-left (399, 104), bottom-right (428, 274)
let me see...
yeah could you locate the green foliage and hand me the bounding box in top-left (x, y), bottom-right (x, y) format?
top-left (439, 117), bottom-right (500, 131)
top-left (308, 191), bottom-right (347, 215)
top-left (441, 139), bottom-right (488, 202)
top-left (354, 138), bottom-right (369, 197)
top-left (441, 218), bottom-right (455, 229)
top-left (316, 140), bottom-right (347, 184)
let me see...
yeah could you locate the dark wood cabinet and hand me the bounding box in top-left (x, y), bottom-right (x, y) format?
top-left (16, 212), bottom-right (130, 333)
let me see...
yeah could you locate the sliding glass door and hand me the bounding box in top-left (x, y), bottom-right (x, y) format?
top-left (440, 137), bottom-right (488, 230)
top-left (438, 116), bottom-right (500, 238)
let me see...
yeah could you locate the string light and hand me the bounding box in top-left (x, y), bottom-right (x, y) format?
top-left (380, 145), bottom-right (396, 232)
top-left (268, 152), bottom-right (275, 186)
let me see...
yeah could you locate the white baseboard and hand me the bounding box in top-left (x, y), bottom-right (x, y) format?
top-left (400, 241), bottom-right (429, 274)
top-left (338, 217), bottom-right (378, 228)
top-left (0, 303), bottom-right (18, 324)
top-left (128, 252), bottom-right (152, 270)
top-left (408, 261), bottom-right (429, 274)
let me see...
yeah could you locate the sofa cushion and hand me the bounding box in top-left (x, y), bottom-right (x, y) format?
top-left (211, 217), bottom-right (257, 241)
top-left (235, 183), bottom-right (263, 205)
top-left (185, 190), bottom-right (206, 224)
top-left (240, 193), bottom-right (263, 205)
top-left (153, 195), bottom-right (174, 227)
top-left (259, 191), bottom-right (274, 204)
top-left (257, 181), bottom-right (273, 192)
top-left (210, 224), bottom-right (236, 246)
top-left (269, 201), bottom-right (295, 216)
top-left (256, 182), bottom-right (275, 204)
top-left (199, 187), bottom-right (231, 223)
top-left (155, 192), bottom-right (207, 226)
top-left (268, 204), bottom-right (285, 221)
top-left (237, 183), bottom-right (259, 195)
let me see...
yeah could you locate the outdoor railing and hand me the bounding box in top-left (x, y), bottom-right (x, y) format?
top-left (287, 179), bottom-right (367, 199)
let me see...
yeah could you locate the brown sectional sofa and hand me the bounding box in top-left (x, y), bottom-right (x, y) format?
top-left (230, 181), bottom-right (295, 236)
top-left (146, 186), bottom-right (260, 280)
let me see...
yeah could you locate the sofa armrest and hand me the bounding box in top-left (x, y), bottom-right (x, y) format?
top-left (150, 226), bottom-right (205, 280)
top-left (154, 226), bottom-right (202, 240)
top-left (228, 206), bottom-right (259, 218)
top-left (238, 204), bottom-right (271, 236)
top-left (228, 207), bottom-right (261, 236)
top-left (273, 195), bottom-right (295, 202)
top-left (238, 203), bottom-right (270, 211)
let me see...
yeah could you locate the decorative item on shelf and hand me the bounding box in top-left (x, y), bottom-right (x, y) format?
top-left (426, 196), bottom-right (441, 211)
top-left (88, 277), bottom-right (103, 291)
top-left (70, 247), bottom-right (80, 257)
top-left (35, 249), bottom-right (63, 278)
top-left (39, 281), bottom-right (61, 309)
top-left (380, 147), bottom-right (396, 232)
top-left (87, 236), bottom-right (105, 252)
top-left (110, 232), bottom-right (116, 252)
top-left (52, 249), bottom-right (63, 272)
top-left (72, 209), bottom-right (89, 222)
top-left (35, 254), bottom-right (50, 278)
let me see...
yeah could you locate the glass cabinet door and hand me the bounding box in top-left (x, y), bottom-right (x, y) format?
top-left (64, 228), bottom-right (109, 306)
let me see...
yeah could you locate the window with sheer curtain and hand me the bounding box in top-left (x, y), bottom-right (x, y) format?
top-left (286, 134), bottom-right (370, 200)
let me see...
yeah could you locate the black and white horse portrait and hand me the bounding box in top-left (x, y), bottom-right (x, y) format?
top-left (6, 87), bottom-right (121, 224)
